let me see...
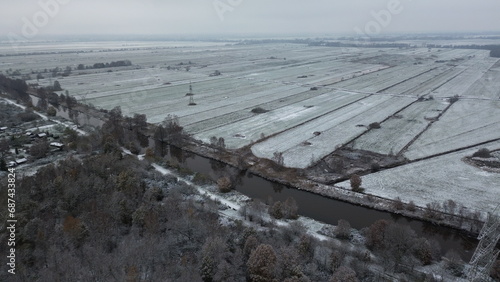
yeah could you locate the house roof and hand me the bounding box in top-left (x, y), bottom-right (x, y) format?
top-left (15, 158), bottom-right (28, 164)
top-left (50, 142), bottom-right (64, 147)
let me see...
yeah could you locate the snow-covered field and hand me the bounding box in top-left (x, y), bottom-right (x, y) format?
top-left (405, 100), bottom-right (500, 160)
top-left (251, 95), bottom-right (415, 168)
top-left (337, 141), bottom-right (500, 215)
top-left (198, 91), bottom-right (372, 150)
top-left (350, 99), bottom-right (450, 155)
top-left (3, 41), bottom-right (500, 214)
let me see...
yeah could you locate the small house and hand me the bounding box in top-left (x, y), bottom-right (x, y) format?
top-left (15, 158), bottom-right (28, 165)
top-left (50, 142), bottom-right (64, 150)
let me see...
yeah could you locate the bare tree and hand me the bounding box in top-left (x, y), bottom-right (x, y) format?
top-left (272, 151), bottom-right (284, 166)
top-left (30, 140), bottom-right (50, 159)
top-left (335, 219), bottom-right (351, 240)
top-left (102, 106), bottom-right (124, 144)
top-left (162, 114), bottom-right (184, 145)
top-left (330, 266), bottom-right (359, 282)
top-left (210, 136), bottom-right (218, 146)
top-left (330, 250), bottom-right (345, 272)
top-left (350, 175), bottom-right (363, 193)
top-left (393, 197), bottom-right (404, 210)
top-left (243, 236), bottom-right (259, 259)
top-left (247, 244), bottom-right (277, 282)
top-left (491, 259), bottom-right (500, 281)
top-left (199, 236), bottom-right (229, 282)
top-left (442, 199), bottom-right (457, 215)
top-left (217, 177), bottom-right (232, 193)
top-left (276, 246), bottom-right (304, 281)
top-left (282, 197), bottom-right (298, 220)
top-left (217, 137), bottom-right (225, 149)
top-left (413, 238), bottom-right (433, 265)
top-left (366, 219), bottom-right (390, 250)
top-left (381, 223), bottom-right (417, 271)
top-left (0, 138), bottom-right (9, 158)
top-left (269, 201), bottom-right (284, 219)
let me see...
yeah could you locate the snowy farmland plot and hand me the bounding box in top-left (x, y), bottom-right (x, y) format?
top-left (4, 40), bottom-right (500, 213)
top-left (350, 98), bottom-right (450, 156)
top-left (337, 141), bottom-right (500, 215)
top-left (404, 99), bottom-right (500, 160)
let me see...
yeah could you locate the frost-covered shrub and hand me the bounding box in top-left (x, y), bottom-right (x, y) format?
top-left (269, 197), bottom-right (298, 220)
top-left (369, 122), bottom-right (381, 129)
top-left (350, 175), bottom-right (363, 193)
top-left (472, 148), bottom-right (491, 158)
top-left (335, 219), bottom-right (351, 240)
top-left (251, 107), bottom-right (268, 114)
top-left (406, 201), bottom-right (417, 212)
top-left (449, 95), bottom-right (460, 104)
top-left (193, 173), bottom-right (213, 185)
top-left (392, 197), bottom-right (404, 211)
top-left (217, 177), bottom-right (232, 193)
top-left (370, 161), bottom-right (381, 172)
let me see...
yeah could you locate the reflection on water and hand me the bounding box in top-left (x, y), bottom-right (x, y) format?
top-left (40, 98), bottom-right (477, 261)
top-left (164, 145), bottom-right (477, 260)
top-left (30, 94), bottom-right (104, 128)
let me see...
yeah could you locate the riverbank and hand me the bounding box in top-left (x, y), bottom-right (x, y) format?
top-left (179, 138), bottom-right (483, 239)
top-left (0, 87), bottom-right (482, 263)
top-left (18, 85), bottom-right (487, 238)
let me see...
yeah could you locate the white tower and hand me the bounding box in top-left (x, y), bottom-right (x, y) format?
top-left (467, 205), bottom-right (500, 281)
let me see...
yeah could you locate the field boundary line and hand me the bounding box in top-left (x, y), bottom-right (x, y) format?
top-left (248, 94), bottom-right (373, 149)
top-left (408, 138), bottom-right (500, 164)
top-left (376, 66), bottom-right (438, 93)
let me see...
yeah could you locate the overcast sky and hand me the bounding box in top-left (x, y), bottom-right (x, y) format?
top-left (2, 0), bottom-right (500, 38)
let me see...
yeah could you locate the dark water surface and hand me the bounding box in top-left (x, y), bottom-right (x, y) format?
top-left (36, 94), bottom-right (477, 260)
top-left (165, 146), bottom-right (477, 260)
top-left (30, 95), bottom-right (104, 128)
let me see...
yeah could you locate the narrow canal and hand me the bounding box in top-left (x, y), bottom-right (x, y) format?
top-left (165, 145), bottom-right (477, 260)
top-left (35, 92), bottom-right (477, 261)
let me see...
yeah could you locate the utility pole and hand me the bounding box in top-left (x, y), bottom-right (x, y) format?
top-left (467, 205), bottom-right (500, 281)
top-left (187, 81), bottom-right (196, 106)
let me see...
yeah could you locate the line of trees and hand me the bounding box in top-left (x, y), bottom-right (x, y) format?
top-left (1, 146), bottom-right (459, 281)
top-left (490, 47), bottom-right (500, 58)
top-left (1, 109), bottom-right (498, 281)
top-left (0, 74), bottom-right (29, 101)
top-left (78, 60), bottom-right (132, 70)
top-left (100, 106), bottom-right (150, 154)
top-left (153, 114), bottom-right (187, 156)
top-left (424, 43), bottom-right (500, 58)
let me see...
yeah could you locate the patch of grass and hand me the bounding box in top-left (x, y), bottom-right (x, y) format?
top-left (192, 173), bottom-right (213, 185)
top-left (369, 122), bottom-right (381, 129)
top-left (472, 148), bottom-right (491, 158)
top-left (251, 107), bottom-right (268, 114)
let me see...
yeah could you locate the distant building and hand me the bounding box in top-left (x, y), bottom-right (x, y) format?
top-left (50, 142), bottom-right (64, 149)
top-left (15, 158), bottom-right (28, 165)
top-left (0, 126), bottom-right (7, 131)
top-left (37, 133), bottom-right (47, 138)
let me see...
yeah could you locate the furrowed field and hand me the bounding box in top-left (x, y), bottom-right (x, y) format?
top-left (2, 40), bottom-right (499, 215)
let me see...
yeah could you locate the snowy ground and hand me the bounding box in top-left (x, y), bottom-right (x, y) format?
top-left (351, 99), bottom-right (450, 155)
top-left (148, 162), bottom-right (336, 242)
top-left (251, 95), bottom-right (415, 168)
top-left (405, 100), bottom-right (500, 160)
top-left (337, 141), bottom-right (500, 215)
top-left (1, 98), bottom-right (87, 135)
top-left (5, 41), bottom-right (500, 218)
